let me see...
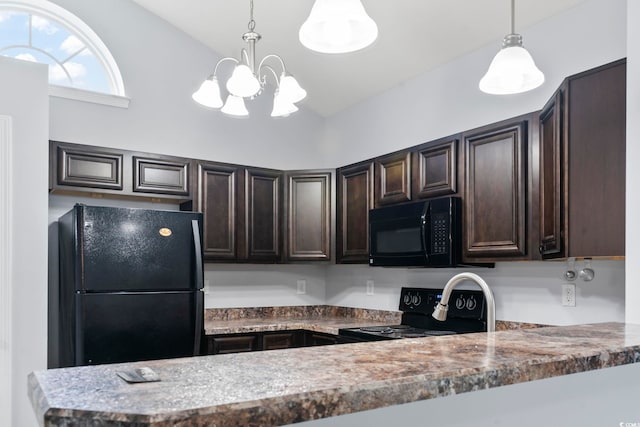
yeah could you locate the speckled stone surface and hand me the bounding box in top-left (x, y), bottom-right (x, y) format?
top-left (29, 322), bottom-right (640, 427)
top-left (204, 306), bottom-right (402, 335)
top-left (203, 306), bottom-right (545, 335)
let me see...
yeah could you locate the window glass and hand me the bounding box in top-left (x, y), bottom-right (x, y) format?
top-left (0, 3), bottom-right (122, 96)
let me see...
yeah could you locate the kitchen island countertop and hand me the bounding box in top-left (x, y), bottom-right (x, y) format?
top-left (29, 322), bottom-right (640, 427)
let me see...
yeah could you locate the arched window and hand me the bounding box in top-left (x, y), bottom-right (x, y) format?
top-left (0, 0), bottom-right (127, 106)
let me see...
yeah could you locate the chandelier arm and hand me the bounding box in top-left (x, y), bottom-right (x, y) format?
top-left (257, 54), bottom-right (287, 76)
top-left (213, 57), bottom-right (240, 76)
top-left (259, 65), bottom-right (281, 87)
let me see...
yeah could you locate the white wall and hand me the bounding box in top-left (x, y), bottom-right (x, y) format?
top-left (626, 0), bottom-right (640, 324)
top-left (0, 57), bottom-right (49, 427)
top-left (322, 0), bottom-right (629, 326)
top-left (326, 261), bottom-right (624, 325)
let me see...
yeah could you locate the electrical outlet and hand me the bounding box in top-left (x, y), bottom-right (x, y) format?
top-left (296, 279), bottom-right (306, 295)
top-left (562, 283), bottom-right (576, 307)
top-left (366, 280), bottom-right (374, 295)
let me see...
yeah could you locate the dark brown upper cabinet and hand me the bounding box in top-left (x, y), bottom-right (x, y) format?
top-left (49, 141), bottom-right (193, 202)
top-left (51, 142), bottom-right (123, 191)
top-left (133, 156), bottom-right (190, 196)
top-left (336, 161), bottom-right (375, 263)
top-left (284, 170), bottom-right (333, 262)
top-left (198, 161), bottom-right (240, 260)
top-left (244, 167), bottom-right (283, 262)
top-left (540, 59), bottom-right (626, 258)
top-left (463, 116), bottom-right (530, 261)
top-left (374, 151), bottom-right (411, 206)
top-left (411, 136), bottom-right (459, 199)
top-left (538, 90), bottom-right (564, 258)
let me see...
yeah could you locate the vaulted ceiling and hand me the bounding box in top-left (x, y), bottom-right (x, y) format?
top-left (131, 0), bottom-right (587, 117)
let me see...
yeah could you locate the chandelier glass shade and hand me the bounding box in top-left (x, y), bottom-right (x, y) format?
top-left (299, 0), bottom-right (378, 54)
top-left (192, 0), bottom-right (306, 118)
top-left (479, 0), bottom-right (544, 95)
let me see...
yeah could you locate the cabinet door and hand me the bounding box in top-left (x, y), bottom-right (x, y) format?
top-left (262, 331), bottom-right (303, 351)
top-left (304, 331), bottom-right (338, 346)
top-left (566, 60), bottom-right (625, 257)
top-left (375, 151), bottom-right (411, 206)
top-left (133, 156), bottom-right (190, 196)
top-left (538, 90), bottom-right (564, 258)
top-left (244, 168), bottom-right (282, 262)
top-left (463, 119), bottom-right (527, 259)
top-left (52, 142), bottom-right (123, 190)
top-left (285, 171), bottom-right (332, 261)
top-left (336, 162), bottom-right (374, 263)
top-left (412, 137), bottom-right (458, 199)
top-left (207, 334), bottom-right (258, 355)
top-left (198, 162), bottom-right (239, 260)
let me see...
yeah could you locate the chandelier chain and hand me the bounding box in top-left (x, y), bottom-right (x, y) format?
top-left (248, 0), bottom-right (256, 31)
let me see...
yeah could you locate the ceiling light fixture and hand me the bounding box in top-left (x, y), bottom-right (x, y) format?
top-left (299, 0), bottom-right (378, 54)
top-left (192, 0), bottom-right (306, 118)
top-left (479, 0), bottom-right (544, 95)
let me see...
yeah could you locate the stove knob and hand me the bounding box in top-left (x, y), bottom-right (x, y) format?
top-left (466, 295), bottom-right (477, 310)
top-left (411, 295), bottom-right (421, 306)
top-left (455, 296), bottom-right (466, 310)
top-left (403, 294), bottom-right (412, 305)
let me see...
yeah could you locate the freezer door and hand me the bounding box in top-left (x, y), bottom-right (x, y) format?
top-left (75, 291), bottom-right (203, 366)
top-left (78, 205), bottom-right (203, 291)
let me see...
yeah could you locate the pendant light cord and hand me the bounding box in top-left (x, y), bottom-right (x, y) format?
top-left (510, 0), bottom-right (515, 34)
top-left (248, 0), bottom-right (256, 31)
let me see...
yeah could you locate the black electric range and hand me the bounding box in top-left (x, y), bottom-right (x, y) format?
top-left (338, 287), bottom-right (487, 342)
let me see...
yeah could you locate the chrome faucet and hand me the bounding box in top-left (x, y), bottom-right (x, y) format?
top-left (432, 272), bottom-right (496, 332)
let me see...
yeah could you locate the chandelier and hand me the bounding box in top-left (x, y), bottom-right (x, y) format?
top-left (479, 0), bottom-right (544, 95)
top-left (192, 0), bottom-right (306, 118)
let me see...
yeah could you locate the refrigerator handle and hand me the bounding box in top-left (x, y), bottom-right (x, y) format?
top-left (191, 219), bottom-right (204, 356)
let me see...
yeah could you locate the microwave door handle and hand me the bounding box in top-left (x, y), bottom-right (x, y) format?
top-left (422, 204), bottom-right (430, 261)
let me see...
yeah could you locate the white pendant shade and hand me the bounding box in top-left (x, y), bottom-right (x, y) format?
top-left (271, 90), bottom-right (299, 117)
top-left (192, 77), bottom-right (223, 108)
top-left (221, 95), bottom-right (249, 117)
top-left (299, 0), bottom-right (378, 54)
top-left (278, 74), bottom-right (307, 104)
top-left (226, 64), bottom-right (261, 98)
top-left (479, 45), bottom-right (545, 95)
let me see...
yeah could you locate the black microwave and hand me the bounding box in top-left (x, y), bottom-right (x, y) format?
top-left (369, 197), bottom-right (462, 267)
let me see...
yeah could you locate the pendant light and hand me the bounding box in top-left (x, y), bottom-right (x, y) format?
top-left (192, 0), bottom-right (306, 117)
top-left (299, 0), bottom-right (378, 54)
top-left (479, 0), bottom-right (544, 95)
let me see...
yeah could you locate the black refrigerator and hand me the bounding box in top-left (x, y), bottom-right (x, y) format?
top-left (55, 204), bottom-right (204, 367)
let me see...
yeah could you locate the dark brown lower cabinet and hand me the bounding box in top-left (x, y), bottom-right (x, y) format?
top-left (207, 334), bottom-right (258, 355)
top-left (205, 330), bottom-right (345, 355)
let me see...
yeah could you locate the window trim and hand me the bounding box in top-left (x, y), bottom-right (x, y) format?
top-left (49, 85), bottom-right (130, 108)
top-left (1, 0), bottom-right (127, 104)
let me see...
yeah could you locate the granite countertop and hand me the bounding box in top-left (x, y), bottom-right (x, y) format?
top-left (29, 322), bottom-right (640, 427)
top-left (204, 305), bottom-right (403, 335)
top-left (202, 305), bottom-right (542, 335)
